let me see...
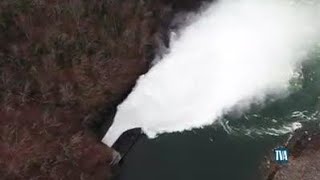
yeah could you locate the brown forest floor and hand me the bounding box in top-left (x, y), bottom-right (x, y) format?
top-left (0, 0), bottom-right (211, 179)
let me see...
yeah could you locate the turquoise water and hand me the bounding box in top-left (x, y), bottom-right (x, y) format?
top-left (118, 52), bottom-right (320, 180)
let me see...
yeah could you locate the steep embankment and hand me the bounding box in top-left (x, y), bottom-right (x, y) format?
top-left (0, 0), bottom-right (211, 179)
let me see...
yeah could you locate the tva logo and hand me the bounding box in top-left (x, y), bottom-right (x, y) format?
top-left (274, 147), bottom-right (289, 164)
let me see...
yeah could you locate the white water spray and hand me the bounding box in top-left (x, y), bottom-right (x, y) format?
top-left (102, 0), bottom-right (320, 147)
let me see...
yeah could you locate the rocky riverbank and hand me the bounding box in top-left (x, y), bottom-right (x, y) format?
top-left (263, 129), bottom-right (320, 180)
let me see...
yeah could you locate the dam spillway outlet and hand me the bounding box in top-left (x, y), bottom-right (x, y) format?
top-left (103, 128), bottom-right (143, 164)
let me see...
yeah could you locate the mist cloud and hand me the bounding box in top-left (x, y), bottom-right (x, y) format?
top-left (103, 0), bottom-right (320, 146)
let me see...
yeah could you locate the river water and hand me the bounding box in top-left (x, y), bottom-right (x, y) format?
top-left (117, 51), bottom-right (320, 180)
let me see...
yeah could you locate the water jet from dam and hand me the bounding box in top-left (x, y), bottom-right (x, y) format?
top-left (102, 0), bottom-right (320, 147)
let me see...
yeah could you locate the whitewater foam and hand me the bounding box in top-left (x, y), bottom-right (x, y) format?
top-left (102, 0), bottom-right (320, 147)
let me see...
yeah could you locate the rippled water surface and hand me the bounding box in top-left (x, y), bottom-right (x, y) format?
top-left (118, 53), bottom-right (320, 180)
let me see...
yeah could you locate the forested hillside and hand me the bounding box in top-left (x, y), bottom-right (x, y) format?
top-left (0, 0), bottom-right (210, 179)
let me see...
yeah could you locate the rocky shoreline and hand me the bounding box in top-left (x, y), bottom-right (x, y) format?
top-left (263, 128), bottom-right (320, 180)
